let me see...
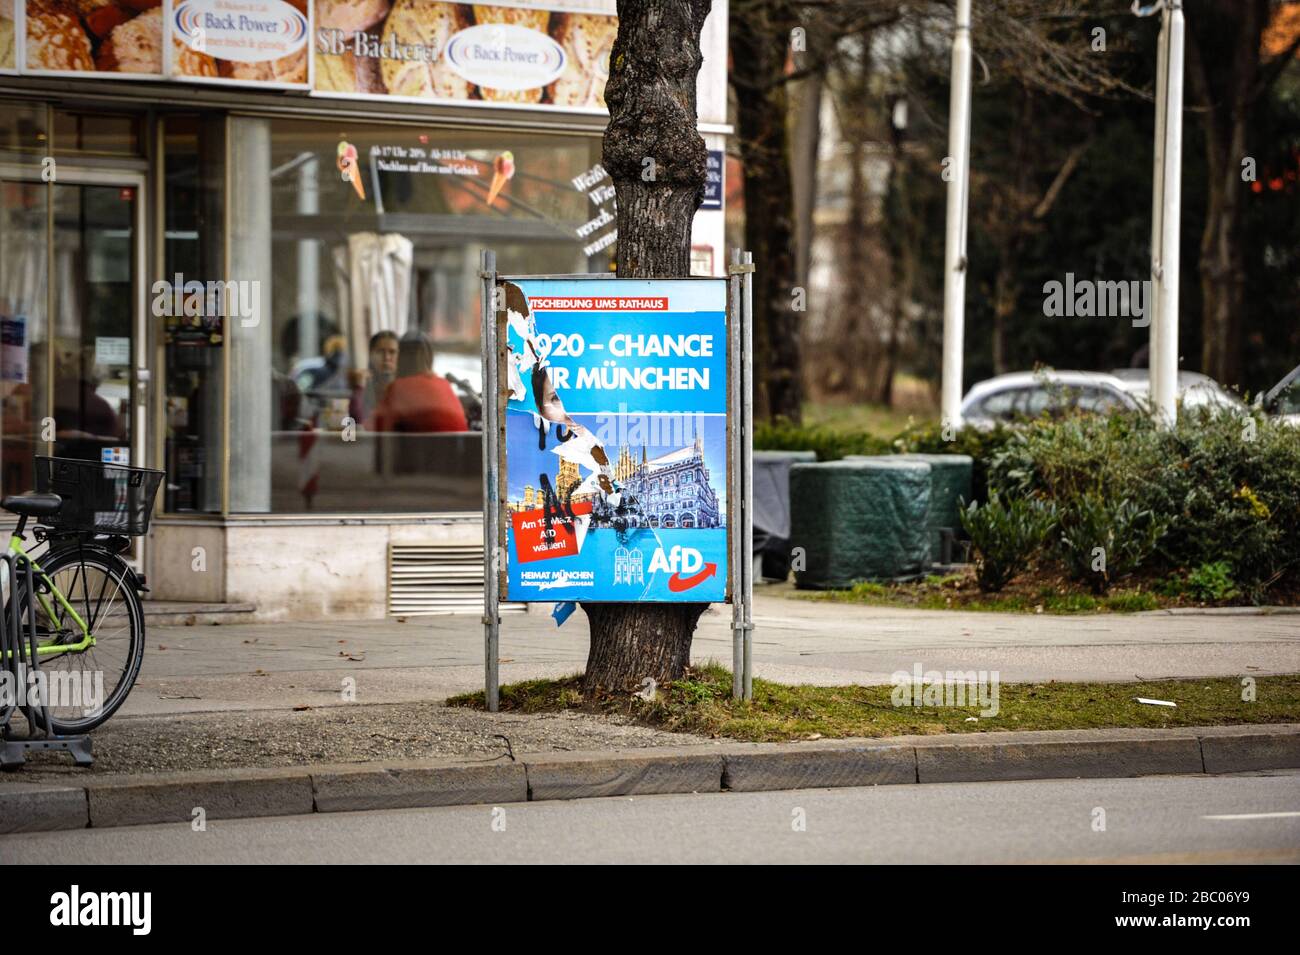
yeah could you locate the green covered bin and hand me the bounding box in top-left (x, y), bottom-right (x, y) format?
top-left (789, 458), bottom-right (932, 588)
top-left (847, 453), bottom-right (973, 564)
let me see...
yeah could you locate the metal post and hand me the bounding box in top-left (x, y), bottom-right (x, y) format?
top-left (1154, 2), bottom-right (1184, 427)
top-left (480, 249), bottom-right (500, 712)
top-left (940, 0), bottom-right (973, 430)
top-left (728, 249), bottom-right (744, 700)
top-left (741, 251), bottom-right (755, 702)
top-left (1148, 6), bottom-right (1168, 408)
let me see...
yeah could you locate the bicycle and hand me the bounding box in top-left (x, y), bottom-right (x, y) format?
top-left (2, 456), bottom-right (163, 734)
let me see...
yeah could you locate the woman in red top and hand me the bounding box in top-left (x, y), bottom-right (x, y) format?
top-left (370, 333), bottom-right (468, 433)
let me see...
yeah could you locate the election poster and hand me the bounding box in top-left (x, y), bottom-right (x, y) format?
top-left (500, 277), bottom-right (728, 603)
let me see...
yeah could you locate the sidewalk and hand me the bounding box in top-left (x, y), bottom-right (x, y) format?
top-left (124, 589), bottom-right (1300, 718)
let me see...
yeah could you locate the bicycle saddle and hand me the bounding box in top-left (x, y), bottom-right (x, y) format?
top-left (2, 492), bottom-right (63, 518)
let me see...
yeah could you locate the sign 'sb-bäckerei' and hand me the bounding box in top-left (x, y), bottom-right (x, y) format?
top-left (501, 278), bottom-right (728, 603)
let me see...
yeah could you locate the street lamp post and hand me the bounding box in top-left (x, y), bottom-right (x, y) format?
top-left (940, 0), bottom-right (973, 431)
top-left (1138, 0), bottom-right (1185, 427)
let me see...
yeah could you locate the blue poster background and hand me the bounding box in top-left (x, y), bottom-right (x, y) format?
top-left (503, 278), bottom-right (728, 603)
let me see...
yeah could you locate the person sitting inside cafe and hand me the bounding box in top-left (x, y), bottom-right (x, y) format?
top-left (370, 331), bottom-right (468, 433)
top-left (350, 330), bottom-right (399, 425)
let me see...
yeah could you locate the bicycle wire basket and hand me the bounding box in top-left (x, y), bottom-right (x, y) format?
top-left (33, 456), bottom-right (165, 536)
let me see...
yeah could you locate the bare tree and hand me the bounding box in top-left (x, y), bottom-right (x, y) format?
top-left (1187, 0), bottom-right (1300, 388)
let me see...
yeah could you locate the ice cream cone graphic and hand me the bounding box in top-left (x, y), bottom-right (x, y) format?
top-left (487, 151), bottom-right (515, 207)
top-left (337, 141), bottom-right (366, 201)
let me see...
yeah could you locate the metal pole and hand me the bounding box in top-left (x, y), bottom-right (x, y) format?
top-left (940, 0), bottom-right (973, 430)
top-left (1148, 8), bottom-right (1168, 409)
top-left (480, 249), bottom-right (500, 712)
top-left (728, 248), bottom-right (743, 700)
top-left (1154, 2), bottom-right (1184, 428)
top-left (741, 250), bottom-right (754, 701)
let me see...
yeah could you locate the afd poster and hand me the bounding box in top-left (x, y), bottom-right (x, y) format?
top-left (501, 278), bottom-right (727, 603)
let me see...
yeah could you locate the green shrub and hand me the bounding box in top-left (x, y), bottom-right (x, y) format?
top-left (1172, 561), bottom-right (1240, 603)
top-left (755, 408), bottom-right (1300, 602)
top-left (753, 419), bottom-right (892, 460)
top-left (988, 410), bottom-right (1300, 599)
top-left (959, 494), bottom-right (1056, 592)
top-left (894, 422), bottom-right (1019, 502)
top-left (1057, 493), bottom-right (1168, 594)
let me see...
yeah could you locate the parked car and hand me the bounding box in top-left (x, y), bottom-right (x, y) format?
top-left (1259, 362), bottom-right (1300, 427)
top-left (1108, 369), bottom-right (1248, 415)
top-left (960, 371), bottom-right (1139, 429)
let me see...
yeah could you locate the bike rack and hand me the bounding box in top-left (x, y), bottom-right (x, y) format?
top-left (1, 551), bottom-right (94, 769)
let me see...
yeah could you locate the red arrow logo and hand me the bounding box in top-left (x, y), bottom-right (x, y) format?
top-left (668, 562), bottom-right (717, 592)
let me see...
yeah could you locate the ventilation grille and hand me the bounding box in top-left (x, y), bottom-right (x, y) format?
top-left (388, 543), bottom-right (524, 616)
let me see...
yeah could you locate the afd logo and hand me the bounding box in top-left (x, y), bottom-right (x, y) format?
top-left (649, 546), bottom-right (717, 592)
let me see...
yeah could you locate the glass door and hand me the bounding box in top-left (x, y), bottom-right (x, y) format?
top-left (0, 167), bottom-right (147, 563)
top-left (51, 180), bottom-right (140, 467)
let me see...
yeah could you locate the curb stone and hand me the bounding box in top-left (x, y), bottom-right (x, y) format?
top-left (1199, 730), bottom-right (1300, 774)
top-left (722, 742), bottom-right (916, 791)
top-left (313, 760), bottom-right (527, 812)
top-left (2, 724), bottom-right (1296, 833)
top-left (85, 767), bottom-right (315, 829)
top-left (915, 736), bottom-right (1202, 783)
top-left (525, 749), bottom-right (725, 800)
top-left (0, 785), bottom-right (88, 834)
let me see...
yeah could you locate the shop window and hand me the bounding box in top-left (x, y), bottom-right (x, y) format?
top-left (226, 116), bottom-right (607, 514)
top-left (0, 101), bottom-right (50, 155)
top-left (162, 115), bottom-right (225, 513)
top-left (53, 111), bottom-right (142, 157)
top-left (0, 180), bottom-right (49, 499)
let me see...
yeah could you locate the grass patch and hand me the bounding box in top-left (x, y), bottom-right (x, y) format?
top-left (799, 568), bottom-right (1172, 614)
top-left (448, 664), bottom-right (1300, 743)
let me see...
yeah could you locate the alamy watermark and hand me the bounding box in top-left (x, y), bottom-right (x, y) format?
top-left (593, 405), bottom-right (705, 449)
top-left (891, 663), bottom-right (1000, 717)
top-left (150, 274), bottom-right (260, 327)
top-left (0, 665), bottom-right (104, 715)
top-left (1042, 273), bottom-right (1151, 328)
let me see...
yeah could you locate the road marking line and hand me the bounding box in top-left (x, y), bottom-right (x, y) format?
top-left (1202, 811), bottom-right (1300, 820)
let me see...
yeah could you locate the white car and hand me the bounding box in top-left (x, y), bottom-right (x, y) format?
top-left (960, 371), bottom-right (1138, 429)
top-left (1108, 369), bottom-right (1248, 415)
top-left (1260, 363), bottom-right (1300, 427)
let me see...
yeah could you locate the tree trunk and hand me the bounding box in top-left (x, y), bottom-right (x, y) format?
top-left (731, 2), bottom-right (803, 422)
top-left (582, 0), bottom-right (712, 696)
top-left (1190, 0), bottom-right (1267, 388)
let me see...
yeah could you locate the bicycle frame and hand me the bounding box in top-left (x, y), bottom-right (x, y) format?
top-left (5, 535), bottom-right (94, 656)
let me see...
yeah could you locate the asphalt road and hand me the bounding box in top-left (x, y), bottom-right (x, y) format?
top-left (5, 771), bottom-right (1298, 864)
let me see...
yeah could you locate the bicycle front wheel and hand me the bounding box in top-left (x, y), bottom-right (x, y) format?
top-left (23, 546), bottom-right (146, 733)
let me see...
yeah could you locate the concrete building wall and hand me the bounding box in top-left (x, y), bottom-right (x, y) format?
top-left (149, 518), bottom-right (484, 621)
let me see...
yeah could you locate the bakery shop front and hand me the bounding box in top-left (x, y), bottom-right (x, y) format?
top-left (0, 0), bottom-right (730, 619)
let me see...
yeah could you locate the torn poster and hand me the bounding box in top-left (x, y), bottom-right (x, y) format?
top-left (501, 278), bottom-right (728, 603)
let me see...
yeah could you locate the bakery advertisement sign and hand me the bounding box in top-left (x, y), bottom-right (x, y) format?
top-left (314, 0), bottom-right (615, 113)
top-left (500, 279), bottom-right (728, 603)
top-left (23, 0), bottom-right (165, 77)
top-left (168, 0), bottom-right (310, 86)
top-left (1, 0), bottom-right (19, 74)
top-left (19, 0), bottom-right (308, 86)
